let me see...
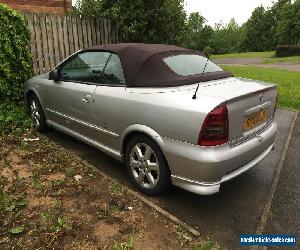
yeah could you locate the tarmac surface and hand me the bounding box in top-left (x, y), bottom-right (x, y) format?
top-left (46, 109), bottom-right (299, 249)
top-left (213, 58), bottom-right (300, 72)
top-left (263, 114), bottom-right (300, 246)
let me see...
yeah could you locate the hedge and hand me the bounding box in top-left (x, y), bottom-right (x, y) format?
top-left (276, 45), bottom-right (300, 57)
top-left (0, 4), bottom-right (33, 103)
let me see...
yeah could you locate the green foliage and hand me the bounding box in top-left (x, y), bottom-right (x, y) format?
top-left (52, 217), bottom-right (70, 233)
top-left (0, 102), bottom-right (32, 133)
top-left (0, 188), bottom-right (27, 234)
top-left (9, 226), bottom-right (24, 234)
top-left (240, 6), bottom-right (277, 52)
top-left (187, 12), bottom-right (205, 33)
top-left (240, 0), bottom-right (300, 52)
top-left (212, 19), bottom-right (245, 54)
top-left (223, 65), bottom-right (300, 111)
top-left (65, 167), bottom-right (75, 178)
top-left (109, 181), bottom-right (123, 196)
top-left (0, 4), bottom-right (33, 103)
top-left (184, 14), bottom-right (245, 54)
top-left (276, 45), bottom-right (300, 57)
top-left (184, 12), bottom-right (213, 51)
top-left (32, 172), bottom-right (44, 191)
top-left (40, 210), bottom-right (70, 233)
top-left (51, 179), bottom-right (65, 188)
top-left (199, 240), bottom-right (214, 250)
top-left (74, 0), bottom-right (187, 45)
top-left (211, 51), bottom-right (275, 59)
top-left (41, 210), bottom-right (52, 226)
top-left (276, 0), bottom-right (300, 45)
top-left (73, 0), bottom-right (300, 54)
top-left (0, 190), bottom-right (18, 213)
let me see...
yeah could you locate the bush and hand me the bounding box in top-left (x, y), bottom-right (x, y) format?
top-left (276, 45), bottom-right (300, 57)
top-left (0, 102), bottom-right (32, 133)
top-left (0, 4), bottom-right (33, 103)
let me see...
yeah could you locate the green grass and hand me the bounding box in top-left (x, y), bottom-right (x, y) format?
top-left (211, 51), bottom-right (275, 59)
top-left (0, 102), bottom-right (32, 133)
top-left (263, 56), bottom-right (300, 64)
top-left (223, 65), bottom-right (300, 111)
top-left (109, 181), bottom-right (123, 196)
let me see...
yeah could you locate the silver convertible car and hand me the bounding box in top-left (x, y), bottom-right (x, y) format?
top-left (25, 43), bottom-right (277, 196)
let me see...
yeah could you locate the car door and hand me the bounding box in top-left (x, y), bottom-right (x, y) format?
top-left (45, 51), bottom-right (111, 139)
top-left (93, 53), bottom-right (127, 150)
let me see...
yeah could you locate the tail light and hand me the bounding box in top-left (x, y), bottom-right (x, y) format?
top-left (198, 104), bottom-right (229, 146)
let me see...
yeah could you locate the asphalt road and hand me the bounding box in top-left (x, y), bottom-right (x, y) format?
top-left (45, 109), bottom-right (298, 249)
top-left (213, 58), bottom-right (300, 72)
top-left (263, 114), bottom-right (300, 247)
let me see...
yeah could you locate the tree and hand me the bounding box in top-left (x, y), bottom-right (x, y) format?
top-left (213, 19), bottom-right (244, 54)
top-left (73, 0), bottom-right (187, 45)
top-left (187, 12), bottom-right (205, 33)
top-left (240, 6), bottom-right (277, 51)
top-left (185, 12), bottom-right (214, 51)
top-left (276, 0), bottom-right (300, 45)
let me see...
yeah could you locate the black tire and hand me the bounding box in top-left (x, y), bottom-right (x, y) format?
top-left (28, 95), bottom-right (48, 132)
top-left (125, 135), bottom-right (171, 196)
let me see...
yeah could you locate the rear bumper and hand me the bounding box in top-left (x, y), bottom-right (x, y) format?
top-left (171, 143), bottom-right (274, 195)
top-left (162, 121), bottom-right (277, 195)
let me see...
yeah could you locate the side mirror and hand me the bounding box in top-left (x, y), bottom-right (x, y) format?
top-left (53, 69), bottom-right (60, 82)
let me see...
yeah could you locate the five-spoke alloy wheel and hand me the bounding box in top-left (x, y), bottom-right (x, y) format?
top-left (126, 135), bottom-right (171, 196)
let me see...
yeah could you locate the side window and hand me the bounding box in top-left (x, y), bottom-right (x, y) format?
top-left (60, 51), bottom-right (111, 83)
top-left (103, 54), bottom-right (126, 85)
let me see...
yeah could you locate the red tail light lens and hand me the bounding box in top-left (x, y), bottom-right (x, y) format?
top-left (198, 105), bottom-right (229, 146)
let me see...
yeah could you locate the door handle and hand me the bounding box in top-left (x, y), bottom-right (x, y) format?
top-left (81, 98), bottom-right (89, 103)
top-left (81, 94), bottom-right (92, 103)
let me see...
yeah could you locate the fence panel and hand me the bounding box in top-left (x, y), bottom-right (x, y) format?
top-left (24, 13), bottom-right (122, 75)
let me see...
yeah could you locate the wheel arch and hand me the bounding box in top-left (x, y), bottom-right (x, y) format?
top-left (120, 125), bottom-right (166, 161)
top-left (25, 88), bottom-right (47, 118)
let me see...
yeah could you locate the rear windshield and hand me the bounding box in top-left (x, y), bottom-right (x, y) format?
top-left (163, 54), bottom-right (223, 76)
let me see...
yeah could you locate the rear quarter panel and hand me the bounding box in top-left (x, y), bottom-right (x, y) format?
top-left (93, 85), bottom-right (222, 151)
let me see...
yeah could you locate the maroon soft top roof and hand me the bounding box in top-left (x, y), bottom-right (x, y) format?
top-left (83, 43), bottom-right (233, 87)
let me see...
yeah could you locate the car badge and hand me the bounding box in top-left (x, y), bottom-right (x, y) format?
top-left (259, 94), bottom-right (264, 103)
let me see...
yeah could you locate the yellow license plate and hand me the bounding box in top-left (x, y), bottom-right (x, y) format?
top-left (244, 109), bottom-right (267, 131)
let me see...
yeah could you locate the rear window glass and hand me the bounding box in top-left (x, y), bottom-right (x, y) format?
top-left (163, 54), bottom-right (223, 76)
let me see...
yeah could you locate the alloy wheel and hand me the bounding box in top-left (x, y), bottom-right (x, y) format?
top-left (30, 100), bottom-right (41, 127)
top-left (129, 143), bottom-right (160, 189)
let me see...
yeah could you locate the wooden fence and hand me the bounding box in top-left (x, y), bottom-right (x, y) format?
top-left (25, 13), bottom-right (122, 75)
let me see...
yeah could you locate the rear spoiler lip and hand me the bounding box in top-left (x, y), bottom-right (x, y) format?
top-left (224, 84), bottom-right (277, 105)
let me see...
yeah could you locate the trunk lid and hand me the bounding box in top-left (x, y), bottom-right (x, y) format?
top-left (197, 77), bottom-right (277, 145)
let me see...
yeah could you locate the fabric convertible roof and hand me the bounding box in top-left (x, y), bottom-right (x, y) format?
top-left (83, 43), bottom-right (233, 87)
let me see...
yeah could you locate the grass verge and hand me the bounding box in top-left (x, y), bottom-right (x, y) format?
top-left (262, 56), bottom-right (300, 64)
top-left (223, 65), bottom-right (300, 111)
top-left (0, 129), bottom-right (218, 249)
top-left (212, 51), bottom-right (300, 65)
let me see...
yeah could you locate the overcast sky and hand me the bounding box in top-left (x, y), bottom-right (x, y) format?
top-left (184, 0), bottom-right (275, 26)
top-left (72, 0), bottom-right (275, 26)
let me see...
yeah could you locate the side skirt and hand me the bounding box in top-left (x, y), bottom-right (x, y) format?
top-left (47, 120), bottom-right (123, 162)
